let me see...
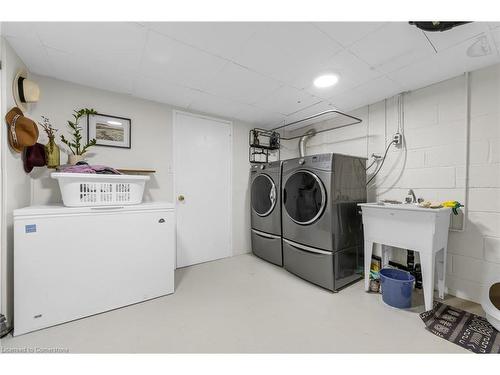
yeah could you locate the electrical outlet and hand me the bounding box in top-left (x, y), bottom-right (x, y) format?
top-left (393, 132), bottom-right (403, 146)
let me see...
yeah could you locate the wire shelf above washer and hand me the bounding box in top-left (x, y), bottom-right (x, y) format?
top-left (248, 109), bottom-right (363, 163)
top-left (271, 109), bottom-right (362, 140)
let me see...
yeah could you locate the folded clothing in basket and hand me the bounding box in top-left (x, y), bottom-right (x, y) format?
top-left (57, 163), bottom-right (122, 175)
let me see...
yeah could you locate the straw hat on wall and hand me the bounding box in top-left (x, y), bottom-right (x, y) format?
top-left (12, 69), bottom-right (40, 112)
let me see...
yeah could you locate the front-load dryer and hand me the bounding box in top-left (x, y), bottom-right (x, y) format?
top-left (281, 153), bottom-right (366, 291)
top-left (250, 161), bottom-right (283, 266)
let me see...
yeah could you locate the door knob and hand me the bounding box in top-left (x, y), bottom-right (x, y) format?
top-left (178, 195), bottom-right (185, 202)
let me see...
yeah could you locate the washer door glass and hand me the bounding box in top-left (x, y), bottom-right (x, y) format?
top-left (251, 174), bottom-right (277, 217)
top-left (284, 170), bottom-right (326, 225)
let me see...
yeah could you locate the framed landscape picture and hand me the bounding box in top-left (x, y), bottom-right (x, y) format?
top-left (87, 113), bottom-right (131, 149)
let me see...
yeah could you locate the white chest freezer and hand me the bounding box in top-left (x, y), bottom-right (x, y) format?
top-left (13, 202), bottom-right (175, 336)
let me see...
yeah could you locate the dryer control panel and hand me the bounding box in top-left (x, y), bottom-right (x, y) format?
top-left (283, 153), bottom-right (333, 172)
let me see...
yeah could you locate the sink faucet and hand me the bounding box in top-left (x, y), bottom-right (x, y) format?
top-left (407, 189), bottom-right (417, 204)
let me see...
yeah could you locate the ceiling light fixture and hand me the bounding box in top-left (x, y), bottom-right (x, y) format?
top-left (313, 74), bottom-right (339, 88)
top-left (467, 35), bottom-right (492, 57)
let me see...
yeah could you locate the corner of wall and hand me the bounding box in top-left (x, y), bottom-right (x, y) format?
top-left (0, 37), bottom-right (32, 325)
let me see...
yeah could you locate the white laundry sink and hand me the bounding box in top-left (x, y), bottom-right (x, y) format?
top-left (362, 202), bottom-right (437, 210)
top-left (359, 202), bottom-right (452, 311)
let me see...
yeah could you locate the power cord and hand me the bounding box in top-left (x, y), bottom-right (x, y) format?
top-left (366, 140), bottom-right (397, 186)
top-left (365, 158), bottom-right (378, 171)
top-left (359, 154), bottom-right (382, 171)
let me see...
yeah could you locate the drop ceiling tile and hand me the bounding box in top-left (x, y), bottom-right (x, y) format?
top-left (36, 22), bottom-right (148, 67)
top-left (145, 22), bottom-right (257, 60)
top-left (259, 23), bottom-right (343, 60)
top-left (424, 22), bottom-right (491, 52)
top-left (330, 76), bottom-right (403, 111)
top-left (132, 75), bottom-right (201, 108)
top-left (228, 23), bottom-right (342, 85)
top-left (386, 55), bottom-right (445, 91)
top-left (188, 91), bottom-right (249, 120)
top-left (388, 33), bottom-right (500, 91)
top-left (353, 76), bottom-right (402, 101)
top-left (5, 35), bottom-right (53, 75)
top-left (327, 91), bottom-right (370, 112)
top-left (235, 105), bottom-right (285, 127)
top-left (140, 30), bottom-right (227, 89)
top-left (44, 47), bottom-right (135, 94)
top-left (226, 36), bottom-right (295, 83)
top-left (253, 85), bottom-right (321, 116)
top-left (200, 62), bottom-right (282, 104)
top-left (348, 22), bottom-right (436, 74)
top-left (5, 21), bottom-right (500, 128)
top-left (314, 22), bottom-right (387, 47)
top-left (2, 22), bottom-right (42, 38)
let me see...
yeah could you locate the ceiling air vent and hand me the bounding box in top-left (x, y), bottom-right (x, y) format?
top-left (409, 21), bottom-right (471, 32)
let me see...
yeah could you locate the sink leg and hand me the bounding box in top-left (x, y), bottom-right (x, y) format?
top-left (420, 251), bottom-right (435, 311)
top-left (364, 240), bottom-right (374, 292)
top-left (436, 248), bottom-right (446, 300)
top-left (381, 245), bottom-right (392, 268)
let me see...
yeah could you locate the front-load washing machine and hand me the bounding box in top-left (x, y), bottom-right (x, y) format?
top-left (250, 161), bottom-right (282, 266)
top-left (281, 153), bottom-right (366, 291)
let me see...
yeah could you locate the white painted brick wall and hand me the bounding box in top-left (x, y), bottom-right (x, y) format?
top-left (397, 167), bottom-right (456, 189)
top-left (403, 120), bottom-right (465, 150)
top-left (424, 143), bottom-right (466, 167)
top-left (490, 139), bottom-right (500, 163)
top-left (470, 140), bottom-right (490, 164)
top-left (452, 254), bottom-right (500, 284)
top-left (470, 65), bottom-right (500, 117)
top-left (468, 164), bottom-right (500, 187)
top-left (468, 188), bottom-right (500, 212)
top-left (484, 237), bottom-right (500, 263)
top-left (405, 150), bottom-right (425, 168)
top-left (279, 63), bottom-right (500, 304)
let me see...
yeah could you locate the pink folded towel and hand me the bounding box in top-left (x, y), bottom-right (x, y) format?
top-left (58, 164), bottom-right (122, 175)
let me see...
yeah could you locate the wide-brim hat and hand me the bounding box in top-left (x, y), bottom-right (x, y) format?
top-left (13, 69), bottom-right (40, 112)
top-left (23, 143), bottom-right (46, 173)
top-left (5, 107), bottom-right (39, 153)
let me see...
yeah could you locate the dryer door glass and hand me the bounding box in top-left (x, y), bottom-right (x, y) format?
top-left (284, 170), bottom-right (326, 225)
top-left (251, 174), bottom-right (277, 217)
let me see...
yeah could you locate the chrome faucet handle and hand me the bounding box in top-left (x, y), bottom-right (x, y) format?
top-left (407, 189), bottom-right (417, 203)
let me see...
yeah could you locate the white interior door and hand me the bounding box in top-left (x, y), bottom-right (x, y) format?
top-left (174, 111), bottom-right (232, 268)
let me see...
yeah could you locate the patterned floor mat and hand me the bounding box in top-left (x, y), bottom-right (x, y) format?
top-left (420, 301), bottom-right (500, 353)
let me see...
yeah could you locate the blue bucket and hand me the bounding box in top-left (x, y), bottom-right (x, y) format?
top-left (379, 268), bottom-right (415, 309)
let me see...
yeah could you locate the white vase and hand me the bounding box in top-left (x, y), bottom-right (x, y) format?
top-left (68, 154), bottom-right (85, 165)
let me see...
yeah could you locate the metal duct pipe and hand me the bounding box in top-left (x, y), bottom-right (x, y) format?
top-left (298, 129), bottom-right (316, 157)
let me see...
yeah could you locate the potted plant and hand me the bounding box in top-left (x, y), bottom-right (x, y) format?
top-left (38, 116), bottom-right (60, 168)
top-left (60, 108), bottom-right (97, 165)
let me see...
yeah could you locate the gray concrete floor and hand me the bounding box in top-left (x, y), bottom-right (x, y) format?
top-left (1, 253), bottom-right (481, 353)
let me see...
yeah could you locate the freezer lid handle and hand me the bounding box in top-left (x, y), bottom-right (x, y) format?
top-left (90, 206), bottom-right (125, 210)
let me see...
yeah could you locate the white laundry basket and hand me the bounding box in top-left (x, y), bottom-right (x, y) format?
top-left (482, 278), bottom-right (500, 332)
top-left (51, 172), bottom-right (150, 207)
